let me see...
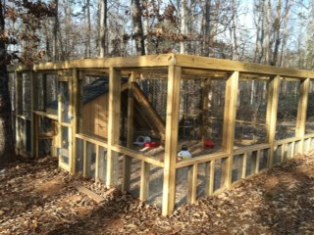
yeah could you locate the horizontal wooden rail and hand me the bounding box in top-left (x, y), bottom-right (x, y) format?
top-left (76, 133), bottom-right (108, 148)
top-left (34, 111), bottom-right (58, 120)
top-left (176, 151), bottom-right (229, 169)
top-left (111, 145), bottom-right (164, 167)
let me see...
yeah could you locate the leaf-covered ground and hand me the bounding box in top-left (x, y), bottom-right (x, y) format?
top-left (1, 152), bottom-right (314, 235)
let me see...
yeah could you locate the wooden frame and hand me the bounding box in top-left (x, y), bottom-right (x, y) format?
top-left (9, 53), bottom-right (314, 216)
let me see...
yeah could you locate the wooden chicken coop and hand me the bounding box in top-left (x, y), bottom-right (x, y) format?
top-left (8, 54), bottom-right (314, 215)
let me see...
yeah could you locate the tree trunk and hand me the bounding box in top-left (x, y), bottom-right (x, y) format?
top-left (0, 1), bottom-right (14, 169)
top-left (132, 0), bottom-right (145, 55)
top-left (99, 0), bottom-right (108, 58)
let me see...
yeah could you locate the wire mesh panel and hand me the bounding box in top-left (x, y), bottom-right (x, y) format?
top-left (276, 79), bottom-right (300, 140)
top-left (86, 142), bottom-right (96, 178)
top-left (148, 165), bottom-right (163, 206)
top-left (98, 146), bottom-right (107, 182)
top-left (259, 149), bottom-right (269, 171)
top-left (235, 77), bottom-right (268, 147)
top-left (214, 157), bottom-right (228, 192)
top-left (76, 138), bottom-right (84, 173)
top-left (306, 81), bottom-right (314, 134)
top-left (232, 154), bottom-right (244, 183)
top-left (246, 151), bottom-right (258, 177)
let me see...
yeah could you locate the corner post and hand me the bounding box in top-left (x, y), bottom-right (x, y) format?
top-left (106, 67), bottom-right (121, 186)
top-left (222, 71), bottom-right (239, 187)
top-left (162, 65), bottom-right (181, 216)
top-left (266, 75), bottom-right (280, 167)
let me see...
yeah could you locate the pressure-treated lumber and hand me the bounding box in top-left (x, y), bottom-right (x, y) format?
top-left (296, 78), bottom-right (310, 154)
top-left (106, 67), bottom-right (121, 186)
top-left (266, 75), bottom-right (280, 167)
top-left (140, 161), bottom-right (150, 201)
top-left (222, 71), bottom-right (239, 187)
top-left (70, 69), bottom-right (79, 174)
top-left (162, 65), bottom-right (181, 216)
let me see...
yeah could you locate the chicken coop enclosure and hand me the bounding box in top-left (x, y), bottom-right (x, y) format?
top-left (8, 54), bottom-right (314, 216)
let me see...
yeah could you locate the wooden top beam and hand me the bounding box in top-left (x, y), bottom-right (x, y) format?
top-left (175, 54), bottom-right (314, 79)
top-left (8, 53), bottom-right (314, 80)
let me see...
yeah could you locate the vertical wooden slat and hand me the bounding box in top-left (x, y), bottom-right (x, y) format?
top-left (140, 161), bottom-right (150, 201)
top-left (208, 160), bottom-right (215, 195)
top-left (266, 75), bottom-right (280, 168)
top-left (106, 67), bottom-right (121, 186)
top-left (30, 71), bottom-right (36, 157)
top-left (122, 72), bottom-right (136, 192)
top-left (162, 65), bottom-right (181, 216)
top-left (83, 140), bottom-right (87, 177)
top-left (222, 71), bottom-right (239, 187)
top-left (296, 78), bottom-right (310, 154)
top-left (201, 79), bottom-right (210, 142)
top-left (255, 151), bottom-right (260, 173)
top-left (70, 69), bottom-right (79, 174)
top-left (15, 72), bottom-right (21, 153)
top-left (290, 142), bottom-right (295, 158)
top-left (242, 153), bottom-right (248, 179)
top-left (187, 164), bottom-right (198, 204)
top-left (95, 145), bottom-right (100, 181)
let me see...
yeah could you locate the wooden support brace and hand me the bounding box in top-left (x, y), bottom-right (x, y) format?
top-left (162, 65), bottom-right (181, 216)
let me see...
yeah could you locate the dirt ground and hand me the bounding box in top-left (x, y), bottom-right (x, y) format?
top-left (2, 152), bottom-right (314, 235)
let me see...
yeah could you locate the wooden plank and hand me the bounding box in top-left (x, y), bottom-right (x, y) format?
top-left (30, 54), bottom-right (173, 71)
top-left (106, 67), bottom-right (121, 186)
top-left (70, 69), bottom-right (79, 174)
top-left (33, 111), bottom-right (58, 120)
top-left (75, 133), bottom-right (108, 148)
top-left (187, 164), bottom-right (198, 204)
top-left (201, 79), bottom-right (210, 142)
top-left (111, 145), bottom-right (163, 167)
top-left (29, 71), bottom-right (36, 157)
top-left (242, 153), bottom-right (248, 179)
top-left (140, 161), bottom-right (150, 201)
top-left (222, 71), bottom-right (239, 187)
top-left (95, 145), bottom-right (100, 181)
top-left (208, 160), bottom-right (215, 195)
top-left (83, 140), bottom-right (87, 177)
top-left (122, 72), bottom-right (136, 192)
top-left (296, 78), bottom-right (310, 154)
top-left (255, 151), bottom-right (260, 174)
top-left (176, 151), bottom-right (229, 168)
top-left (75, 185), bottom-right (105, 203)
top-left (175, 54), bottom-right (314, 79)
top-left (266, 75), bottom-right (280, 168)
top-left (162, 65), bottom-right (181, 216)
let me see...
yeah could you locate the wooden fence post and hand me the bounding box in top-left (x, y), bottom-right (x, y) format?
top-left (222, 71), bottom-right (239, 187)
top-left (296, 78), bottom-right (310, 154)
top-left (266, 75), bottom-right (280, 167)
top-left (122, 72), bottom-right (136, 192)
top-left (106, 67), bottom-right (121, 186)
top-left (162, 65), bottom-right (181, 216)
top-left (70, 68), bottom-right (79, 174)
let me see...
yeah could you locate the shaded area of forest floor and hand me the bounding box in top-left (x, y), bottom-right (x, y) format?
top-left (2, 152), bottom-right (314, 234)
